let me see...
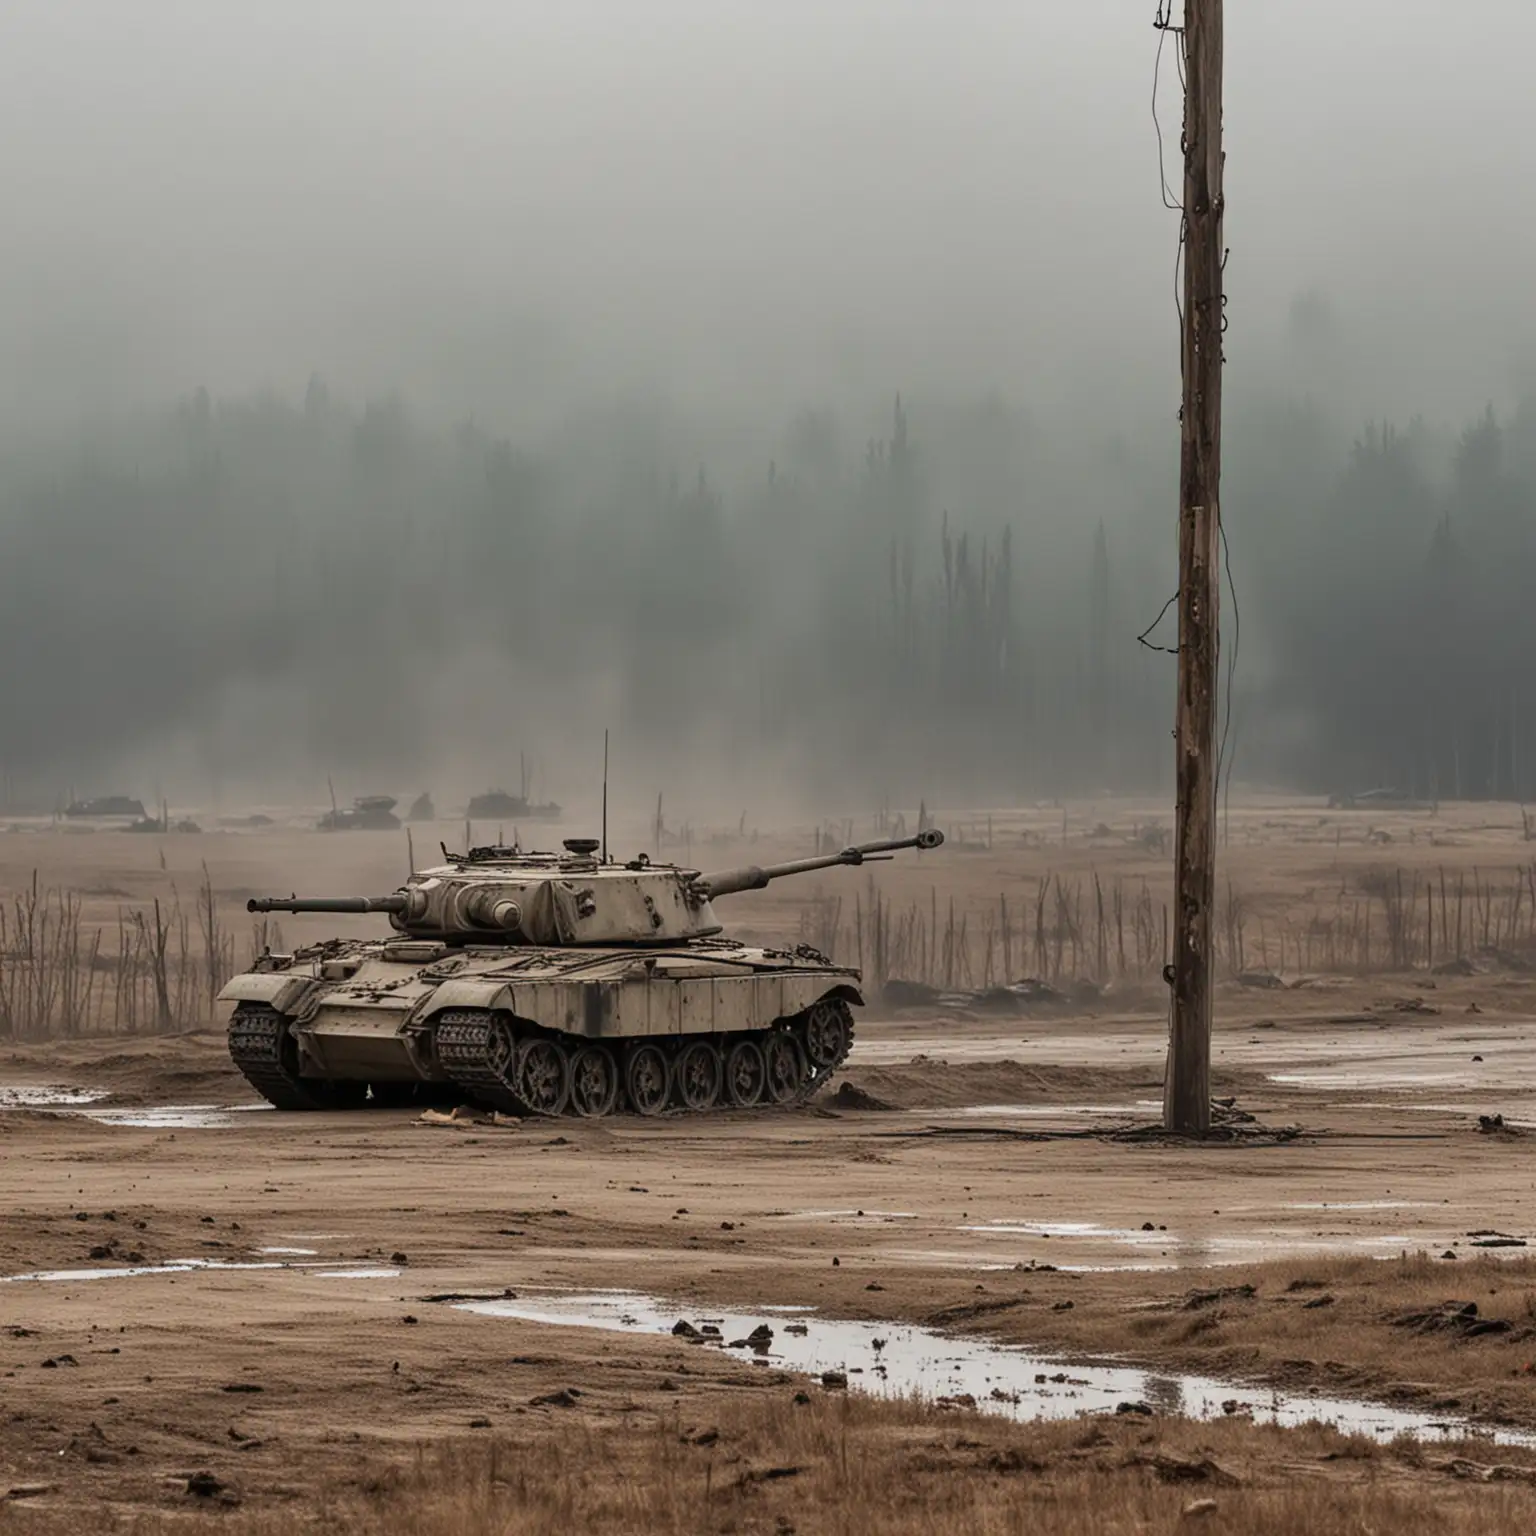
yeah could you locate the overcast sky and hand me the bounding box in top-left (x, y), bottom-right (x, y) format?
top-left (2, 1), bottom-right (1532, 427)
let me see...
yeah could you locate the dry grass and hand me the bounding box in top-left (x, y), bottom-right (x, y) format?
top-left (5, 796), bottom-right (1536, 1038)
top-left (48, 1392), bottom-right (1536, 1535)
top-left (797, 863), bottom-right (1536, 992)
top-left (933, 1254), bottom-right (1536, 1426)
top-left (0, 867), bottom-right (243, 1039)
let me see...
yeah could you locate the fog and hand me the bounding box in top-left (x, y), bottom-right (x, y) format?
top-left (3, 2), bottom-right (1536, 821)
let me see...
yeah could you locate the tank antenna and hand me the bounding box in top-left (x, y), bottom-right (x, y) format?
top-left (601, 728), bottom-right (610, 864)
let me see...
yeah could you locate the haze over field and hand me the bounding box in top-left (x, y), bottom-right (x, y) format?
top-left (3, 1), bottom-right (1536, 816)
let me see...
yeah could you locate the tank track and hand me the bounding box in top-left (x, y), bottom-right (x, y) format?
top-left (798, 1003), bottom-right (855, 1104)
top-left (434, 1010), bottom-right (526, 1116)
top-left (432, 999), bottom-right (855, 1118)
top-left (228, 1003), bottom-right (359, 1110)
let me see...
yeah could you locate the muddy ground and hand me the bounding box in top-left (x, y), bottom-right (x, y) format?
top-left (3, 998), bottom-right (1536, 1525)
top-left (5, 801), bottom-right (1536, 1526)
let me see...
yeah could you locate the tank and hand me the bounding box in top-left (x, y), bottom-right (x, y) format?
top-left (219, 829), bottom-right (944, 1117)
top-left (317, 795), bottom-right (401, 831)
top-left (65, 795), bottom-right (146, 819)
top-left (466, 789), bottom-right (562, 822)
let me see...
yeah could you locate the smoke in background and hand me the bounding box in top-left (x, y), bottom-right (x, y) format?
top-left (2, 2), bottom-right (1535, 816)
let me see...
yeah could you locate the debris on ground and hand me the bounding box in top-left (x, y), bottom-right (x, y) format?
top-left (1236, 970), bottom-right (1285, 990)
top-left (416, 1105), bottom-right (520, 1129)
top-left (1181, 1284), bottom-right (1256, 1311)
top-left (829, 1082), bottom-right (895, 1111)
top-left (880, 977), bottom-right (1070, 1014)
top-left (1129, 1450), bottom-right (1242, 1486)
top-left (1435, 1458), bottom-right (1536, 1485)
top-left (1391, 1300), bottom-right (1513, 1337)
top-left (1478, 1114), bottom-right (1525, 1138)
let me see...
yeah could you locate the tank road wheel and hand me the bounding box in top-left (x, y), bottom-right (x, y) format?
top-left (763, 1032), bottom-right (807, 1105)
top-left (624, 1043), bottom-right (672, 1117)
top-left (569, 1044), bottom-right (620, 1119)
top-left (515, 1037), bottom-right (572, 1117)
top-left (723, 1038), bottom-right (767, 1108)
top-left (675, 1040), bottom-right (723, 1112)
top-left (800, 998), bottom-right (854, 1069)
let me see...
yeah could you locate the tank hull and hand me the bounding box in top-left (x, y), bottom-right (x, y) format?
top-left (219, 938), bottom-right (861, 1117)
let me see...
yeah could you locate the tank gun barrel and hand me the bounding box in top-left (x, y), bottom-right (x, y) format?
top-left (695, 829), bottom-right (943, 900)
top-left (246, 895), bottom-right (409, 916)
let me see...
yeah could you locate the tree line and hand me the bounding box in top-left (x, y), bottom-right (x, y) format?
top-left (2, 376), bottom-right (1534, 808)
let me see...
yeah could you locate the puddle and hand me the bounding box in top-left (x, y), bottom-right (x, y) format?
top-left (0, 1258), bottom-right (294, 1284)
top-left (259, 1246), bottom-right (319, 1256)
top-left (0, 1084), bottom-right (105, 1108)
top-left (1, 1257), bottom-right (392, 1284)
top-left (0, 1089), bottom-right (275, 1128)
top-left (452, 1289), bottom-right (1534, 1446)
top-left (79, 1106), bottom-right (244, 1129)
top-left (1269, 1072), bottom-right (1473, 1089)
top-left (963, 1221), bottom-right (1165, 1242)
top-left (76, 1104), bottom-right (275, 1129)
top-left (949, 1223), bottom-right (1447, 1269)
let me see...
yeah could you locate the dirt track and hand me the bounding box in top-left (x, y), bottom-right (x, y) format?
top-left (4, 996), bottom-right (1536, 1522)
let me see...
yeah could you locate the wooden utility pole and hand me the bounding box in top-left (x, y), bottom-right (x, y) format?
top-left (1165, 0), bottom-right (1225, 1135)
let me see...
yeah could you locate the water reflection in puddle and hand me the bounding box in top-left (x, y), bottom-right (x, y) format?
top-left (454, 1289), bottom-right (1533, 1446)
top-left (952, 1222), bottom-right (1439, 1269)
top-left (78, 1104), bottom-right (274, 1129)
top-left (0, 1088), bottom-right (275, 1128)
top-left (963, 1221), bottom-right (1164, 1243)
top-left (0, 1258), bottom-right (294, 1283)
top-left (0, 1085), bottom-right (105, 1108)
top-left (2, 1257), bottom-right (393, 1284)
top-left (1269, 1071), bottom-right (1471, 1089)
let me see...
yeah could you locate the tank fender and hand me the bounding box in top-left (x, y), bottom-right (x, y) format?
top-left (217, 972), bottom-right (318, 1015)
top-left (819, 982), bottom-right (865, 1009)
top-left (415, 978), bottom-right (516, 1019)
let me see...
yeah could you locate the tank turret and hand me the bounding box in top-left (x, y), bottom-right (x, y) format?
top-left (249, 829), bottom-right (943, 947)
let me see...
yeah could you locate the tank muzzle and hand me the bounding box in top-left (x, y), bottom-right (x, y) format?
top-left (915, 829), bottom-right (945, 850)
